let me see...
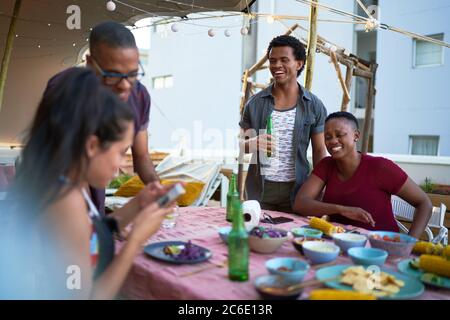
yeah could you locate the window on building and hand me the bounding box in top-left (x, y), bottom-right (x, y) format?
top-left (152, 75), bottom-right (173, 89)
top-left (414, 33), bottom-right (444, 68)
top-left (409, 136), bottom-right (440, 156)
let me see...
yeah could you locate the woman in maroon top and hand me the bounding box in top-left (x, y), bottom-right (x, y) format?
top-left (294, 112), bottom-right (432, 238)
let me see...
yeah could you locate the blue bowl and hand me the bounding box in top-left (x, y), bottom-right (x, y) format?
top-left (302, 241), bottom-right (340, 264)
top-left (291, 227), bottom-right (323, 239)
top-left (265, 257), bottom-right (310, 282)
top-left (218, 226), bottom-right (231, 244)
top-left (368, 231), bottom-right (417, 258)
top-left (348, 247), bottom-right (388, 266)
top-left (332, 233), bottom-right (367, 253)
top-left (254, 275), bottom-right (302, 300)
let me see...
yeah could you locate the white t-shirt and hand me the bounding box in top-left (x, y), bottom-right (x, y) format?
top-left (263, 107), bottom-right (296, 182)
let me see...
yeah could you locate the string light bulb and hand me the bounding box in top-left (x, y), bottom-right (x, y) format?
top-left (266, 15), bottom-right (275, 24)
top-left (240, 27), bottom-right (249, 35)
top-left (208, 29), bottom-right (215, 37)
top-left (106, 1), bottom-right (116, 12)
top-left (171, 23), bottom-right (179, 32)
top-left (224, 29), bottom-right (231, 37)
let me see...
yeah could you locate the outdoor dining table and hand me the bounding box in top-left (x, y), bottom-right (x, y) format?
top-left (118, 207), bottom-right (450, 300)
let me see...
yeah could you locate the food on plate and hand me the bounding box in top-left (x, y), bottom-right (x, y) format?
top-left (419, 254), bottom-right (450, 278)
top-left (163, 241), bottom-right (206, 261)
top-left (309, 289), bottom-right (376, 300)
top-left (420, 273), bottom-right (446, 286)
top-left (293, 237), bottom-right (325, 245)
top-left (412, 241), bottom-right (445, 255)
top-left (443, 245), bottom-right (450, 259)
top-left (339, 266), bottom-right (405, 297)
top-left (250, 226), bottom-right (287, 239)
top-left (370, 234), bottom-right (402, 242)
top-left (409, 258), bottom-right (420, 270)
top-left (277, 266), bottom-right (293, 272)
top-left (309, 217), bottom-right (345, 236)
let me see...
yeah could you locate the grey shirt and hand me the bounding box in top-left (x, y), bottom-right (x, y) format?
top-left (239, 83), bottom-right (327, 205)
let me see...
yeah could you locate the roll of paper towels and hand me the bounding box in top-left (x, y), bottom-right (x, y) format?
top-left (243, 200), bottom-right (261, 231)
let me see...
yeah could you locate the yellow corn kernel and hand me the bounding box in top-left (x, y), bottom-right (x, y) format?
top-left (434, 243), bottom-right (444, 255)
top-left (310, 289), bottom-right (376, 300)
top-left (309, 217), bottom-right (336, 236)
top-left (419, 254), bottom-right (450, 278)
top-left (443, 246), bottom-right (450, 259)
top-left (412, 241), bottom-right (435, 255)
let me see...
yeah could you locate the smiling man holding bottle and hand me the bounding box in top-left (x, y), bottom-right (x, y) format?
top-left (239, 35), bottom-right (328, 213)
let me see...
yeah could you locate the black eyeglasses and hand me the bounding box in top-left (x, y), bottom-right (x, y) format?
top-left (90, 57), bottom-right (145, 86)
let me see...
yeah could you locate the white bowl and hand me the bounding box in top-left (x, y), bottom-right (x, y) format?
top-left (302, 241), bottom-right (340, 264)
top-left (332, 233), bottom-right (367, 253)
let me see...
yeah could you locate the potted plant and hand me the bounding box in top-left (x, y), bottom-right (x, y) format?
top-left (420, 177), bottom-right (450, 211)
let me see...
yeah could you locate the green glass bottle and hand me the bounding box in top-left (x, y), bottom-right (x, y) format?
top-left (228, 198), bottom-right (249, 281)
top-left (266, 114), bottom-right (273, 157)
top-left (226, 170), bottom-right (239, 222)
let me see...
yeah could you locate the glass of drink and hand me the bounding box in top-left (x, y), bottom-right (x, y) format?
top-left (162, 205), bottom-right (179, 229)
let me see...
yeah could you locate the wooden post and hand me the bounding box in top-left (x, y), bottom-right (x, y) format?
top-left (238, 70), bottom-right (253, 199)
top-left (330, 51), bottom-right (350, 107)
top-left (0, 0), bottom-right (22, 112)
top-left (361, 63), bottom-right (378, 153)
top-left (341, 63), bottom-right (353, 111)
top-left (304, 0), bottom-right (319, 91)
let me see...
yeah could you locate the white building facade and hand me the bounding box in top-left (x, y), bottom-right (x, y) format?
top-left (139, 0), bottom-right (449, 159)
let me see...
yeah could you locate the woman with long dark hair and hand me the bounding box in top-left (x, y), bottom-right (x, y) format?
top-left (6, 68), bottom-right (173, 299)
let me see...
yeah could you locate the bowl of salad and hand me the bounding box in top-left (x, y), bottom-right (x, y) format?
top-left (368, 231), bottom-right (417, 258)
top-left (249, 226), bottom-right (289, 254)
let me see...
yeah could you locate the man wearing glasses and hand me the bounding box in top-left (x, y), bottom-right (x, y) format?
top-left (44, 21), bottom-right (159, 214)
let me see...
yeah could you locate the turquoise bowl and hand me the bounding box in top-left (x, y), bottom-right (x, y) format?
top-left (254, 275), bottom-right (302, 300)
top-left (302, 241), bottom-right (340, 264)
top-left (348, 247), bottom-right (388, 266)
top-left (265, 257), bottom-right (310, 282)
top-left (291, 227), bottom-right (323, 239)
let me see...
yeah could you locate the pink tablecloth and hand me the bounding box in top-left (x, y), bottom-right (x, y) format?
top-left (118, 207), bottom-right (450, 300)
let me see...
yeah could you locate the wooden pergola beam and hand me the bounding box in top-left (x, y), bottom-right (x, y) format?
top-left (304, 0), bottom-right (319, 91)
top-left (361, 63), bottom-right (378, 153)
top-left (330, 51), bottom-right (351, 105)
top-left (0, 0), bottom-right (22, 112)
top-left (340, 63), bottom-right (354, 111)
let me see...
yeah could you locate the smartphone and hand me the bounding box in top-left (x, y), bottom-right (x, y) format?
top-left (270, 216), bottom-right (294, 224)
top-left (261, 215), bottom-right (294, 224)
top-left (157, 183), bottom-right (186, 207)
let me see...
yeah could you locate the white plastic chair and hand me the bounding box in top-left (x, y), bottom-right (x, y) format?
top-left (391, 195), bottom-right (448, 245)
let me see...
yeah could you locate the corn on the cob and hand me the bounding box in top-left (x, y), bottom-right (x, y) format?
top-left (434, 243), bottom-right (444, 255)
top-left (309, 217), bottom-right (336, 236)
top-left (413, 241), bottom-right (435, 255)
top-left (309, 289), bottom-right (376, 300)
top-left (419, 254), bottom-right (450, 278)
top-left (443, 245), bottom-right (450, 259)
